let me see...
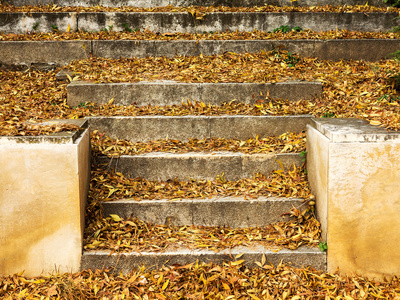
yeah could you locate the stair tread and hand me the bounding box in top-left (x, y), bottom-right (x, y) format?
top-left (83, 245), bottom-right (322, 254)
top-left (101, 196), bottom-right (309, 227)
top-left (1, 30), bottom-right (398, 41)
top-left (84, 208), bottom-right (320, 252)
top-left (1, 5), bottom-right (395, 12)
top-left (82, 209), bottom-right (323, 271)
top-left (81, 246), bottom-right (326, 272)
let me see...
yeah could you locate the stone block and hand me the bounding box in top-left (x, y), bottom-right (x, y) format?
top-left (0, 120), bottom-right (90, 276)
top-left (307, 118), bottom-right (400, 279)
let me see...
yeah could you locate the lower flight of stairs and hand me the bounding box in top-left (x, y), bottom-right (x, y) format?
top-left (81, 114), bottom-right (326, 272)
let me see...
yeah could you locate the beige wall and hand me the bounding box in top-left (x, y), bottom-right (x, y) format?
top-left (0, 128), bottom-right (90, 276)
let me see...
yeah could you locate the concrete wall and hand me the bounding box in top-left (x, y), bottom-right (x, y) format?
top-left (307, 118), bottom-right (400, 279)
top-left (0, 124), bottom-right (90, 277)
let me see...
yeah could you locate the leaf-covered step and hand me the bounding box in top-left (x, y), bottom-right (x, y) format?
top-left (82, 207), bottom-right (323, 272)
top-left (92, 131), bottom-right (307, 181)
top-left (82, 246), bottom-right (326, 273)
top-left (1, 10), bottom-right (399, 34)
top-left (5, 0), bottom-right (389, 8)
top-left (67, 80), bottom-right (322, 107)
top-left (90, 164), bottom-right (311, 208)
top-left (88, 115), bottom-right (311, 142)
top-left (101, 197), bottom-right (308, 227)
top-left (96, 152), bottom-right (303, 181)
top-left (91, 131), bottom-right (306, 156)
top-left (3, 38), bottom-right (400, 69)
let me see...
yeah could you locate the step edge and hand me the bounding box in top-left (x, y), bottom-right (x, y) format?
top-left (82, 245), bottom-right (324, 256)
top-left (101, 196), bottom-right (307, 204)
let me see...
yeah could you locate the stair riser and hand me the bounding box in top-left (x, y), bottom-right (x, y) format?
top-left (2, 40), bottom-right (398, 70)
top-left (96, 153), bottom-right (302, 181)
top-left (1, 12), bottom-right (398, 34)
top-left (81, 248), bottom-right (327, 273)
top-left (102, 197), bottom-right (305, 227)
top-left (67, 81), bottom-right (322, 107)
top-left (88, 116), bottom-right (311, 142)
top-left (6, 0), bottom-right (389, 7)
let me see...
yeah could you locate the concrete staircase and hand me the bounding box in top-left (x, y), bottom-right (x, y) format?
top-left (1, 0), bottom-right (398, 273)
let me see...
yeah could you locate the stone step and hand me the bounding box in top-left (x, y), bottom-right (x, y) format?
top-left (5, 0), bottom-right (388, 7)
top-left (88, 115), bottom-right (311, 142)
top-left (2, 39), bottom-right (398, 69)
top-left (1, 11), bottom-right (398, 34)
top-left (67, 81), bottom-right (322, 107)
top-left (102, 196), bottom-right (306, 227)
top-left (95, 152), bottom-right (302, 181)
top-left (81, 246), bottom-right (326, 273)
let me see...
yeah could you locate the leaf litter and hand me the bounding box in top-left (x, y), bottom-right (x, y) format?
top-left (1, 29), bottom-right (399, 41)
top-left (90, 163), bottom-right (310, 202)
top-left (1, 3), bottom-right (399, 13)
top-left (83, 204), bottom-right (320, 253)
top-left (2, 262), bottom-right (400, 299)
top-left (1, 50), bottom-right (400, 299)
top-left (2, 49), bottom-right (400, 136)
top-left (91, 130), bottom-right (306, 157)
top-left (0, 4), bottom-right (400, 295)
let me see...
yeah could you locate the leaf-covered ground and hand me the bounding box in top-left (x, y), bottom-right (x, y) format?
top-left (1, 49), bottom-right (400, 135)
top-left (2, 262), bottom-right (400, 299)
top-left (1, 29), bottom-right (399, 41)
top-left (0, 3), bottom-right (398, 13)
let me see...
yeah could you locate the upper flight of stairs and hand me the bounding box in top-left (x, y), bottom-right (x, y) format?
top-left (2, 0), bottom-right (398, 273)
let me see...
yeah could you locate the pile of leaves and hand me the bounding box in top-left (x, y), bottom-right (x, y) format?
top-left (1, 28), bottom-right (399, 41)
top-left (0, 3), bottom-right (398, 13)
top-left (90, 164), bottom-right (311, 202)
top-left (84, 205), bottom-right (319, 253)
top-left (91, 130), bottom-right (306, 157)
top-left (2, 262), bottom-right (400, 299)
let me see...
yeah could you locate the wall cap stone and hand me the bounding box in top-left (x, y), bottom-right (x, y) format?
top-left (0, 119), bottom-right (88, 145)
top-left (310, 118), bottom-right (400, 143)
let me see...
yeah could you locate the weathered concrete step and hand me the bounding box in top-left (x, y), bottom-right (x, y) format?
top-left (67, 81), bottom-right (322, 107)
top-left (88, 115), bottom-right (311, 142)
top-left (2, 39), bottom-right (398, 69)
top-left (102, 196), bottom-right (306, 227)
top-left (96, 152), bottom-right (302, 181)
top-left (81, 246), bottom-right (326, 273)
top-left (1, 12), bottom-right (398, 34)
top-left (5, 0), bottom-right (389, 8)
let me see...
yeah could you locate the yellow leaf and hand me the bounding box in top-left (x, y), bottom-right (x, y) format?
top-left (162, 279), bottom-right (169, 290)
top-left (110, 214), bottom-right (121, 222)
top-left (108, 98), bottom-right (115, 105)
top-left (231, 260), bottom-right (244, 266)
top-left (157, 274), bottom-right (163, 285)
top-left (67, 23), bottom-right (71, 33)
top-left (370, 120), bottom-right (381, 126)
top-left (222, 282), bottom-right (230, 290)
